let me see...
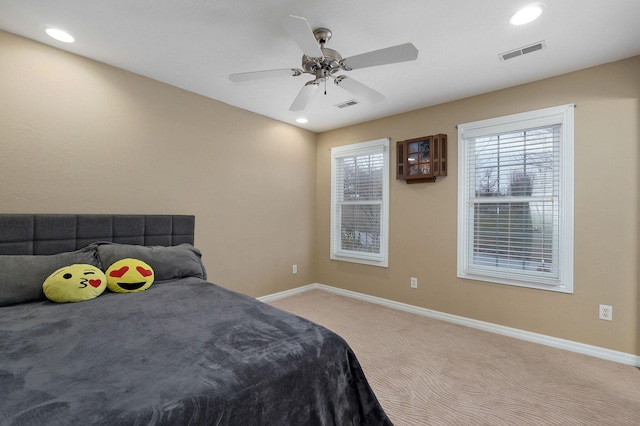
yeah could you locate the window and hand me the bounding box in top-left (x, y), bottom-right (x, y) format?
top-left (457, 104), bottom-right (574, 292)
top-left (331, 138), bottom-right (389, 267)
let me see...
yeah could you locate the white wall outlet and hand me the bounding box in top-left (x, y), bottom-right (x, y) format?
top-left (599, 304), bottom-right (612, 321)
top-left (410, 277), bottom-right (418, 289)
top-left (292, 264), bottom-right (298, 274)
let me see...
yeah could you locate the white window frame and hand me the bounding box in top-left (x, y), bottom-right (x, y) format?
top-left (330, 138), bottom-right (389, 267)
top-left (457, 104), bottom-right (574, 293)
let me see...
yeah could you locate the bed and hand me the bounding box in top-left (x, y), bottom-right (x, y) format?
top-left (0, 214), bottom-right (391, 425)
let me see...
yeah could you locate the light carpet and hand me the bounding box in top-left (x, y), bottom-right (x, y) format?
top-left (268, 289), bottom-right (640, 425)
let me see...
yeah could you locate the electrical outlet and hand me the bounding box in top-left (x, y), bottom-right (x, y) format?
top-left (410, 277), bottom-right (418, 289)
top-left (599, 304), bottom-right (612, 321)
top-left (292, 264), bottom-right (297, 274)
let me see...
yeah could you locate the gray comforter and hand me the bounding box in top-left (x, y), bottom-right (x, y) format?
top-left (0, 278), bottom-right (391, 425)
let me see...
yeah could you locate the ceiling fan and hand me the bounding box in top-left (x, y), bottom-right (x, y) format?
top-left (229, 15), bottom-right (419, 112)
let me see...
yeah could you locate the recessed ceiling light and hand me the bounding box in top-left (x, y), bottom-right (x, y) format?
top-left (509, 4), bottom-right (544, 25)
top-left (296, 117), bottom-right (308, 124)
top-left (45, 28), bottom-right (75, 43)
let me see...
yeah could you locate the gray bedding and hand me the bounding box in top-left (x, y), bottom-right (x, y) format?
top-left (0, 277), bottom-right (391, 425)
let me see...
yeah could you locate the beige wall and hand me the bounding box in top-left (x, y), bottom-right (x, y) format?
top-left (2, 29), bottom-right (638, 356)
top-left (0, 31), bottom-right (317, 297)
top-left (316, 56), bottom-right (640, 355)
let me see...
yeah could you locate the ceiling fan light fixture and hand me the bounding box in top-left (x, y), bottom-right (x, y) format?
top-left (509, 4), bottom-right (544, 26)
top-left (230, 15), bottom-right (418, 111)
top-left (45, 28), bottom-right (75, 43)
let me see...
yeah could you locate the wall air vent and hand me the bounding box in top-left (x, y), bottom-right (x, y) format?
top-left (335, 99), bottom-right (360, 109)
top-left (499, 41), bottom-right (545, 61)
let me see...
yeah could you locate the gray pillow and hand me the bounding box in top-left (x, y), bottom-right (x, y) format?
top-left (0, 245), bottom-right (99, 307)
top-left (97, 243), bottom-right (206, 282)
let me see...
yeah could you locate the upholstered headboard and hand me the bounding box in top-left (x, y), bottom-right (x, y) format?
top-left (0, 214), bottom-right (195, 255)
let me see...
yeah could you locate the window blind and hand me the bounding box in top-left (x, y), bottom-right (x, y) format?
top-left (330, 138), bottom-right (389, 266)
top-left (457, 104), bottom-right (574, 292)
top-left (465, 125), bottom-right (561, 281)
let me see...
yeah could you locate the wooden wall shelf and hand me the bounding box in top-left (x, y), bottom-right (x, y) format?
top-left (396, 134), bottom-right (447, 183)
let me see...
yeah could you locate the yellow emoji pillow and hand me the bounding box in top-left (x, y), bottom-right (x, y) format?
top-left (43, 264), bottom-right (107, 303)
top-left (106, 258), bottom-right (154, 293)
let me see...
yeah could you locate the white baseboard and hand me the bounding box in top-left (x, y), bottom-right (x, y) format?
top-left (259, 283), bottom-right (640, 367)
top-left (257, 284), bottom-right (318, 303)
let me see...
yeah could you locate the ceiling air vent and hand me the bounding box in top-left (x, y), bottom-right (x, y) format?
top-left (500, 41), bottom-right (545, 61)
top-left (335, 99), bottom-right (360, 109)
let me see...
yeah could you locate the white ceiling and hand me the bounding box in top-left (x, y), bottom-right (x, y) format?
top-left (1, 0), bottom-right (639, 133)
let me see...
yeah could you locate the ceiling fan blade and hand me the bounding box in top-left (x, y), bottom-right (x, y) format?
top-left (229, 68), bottom-right (302, 82)
top-left (341, 43), bottom-right (418, 70)
top-left (334, 76), bottom-right (384, 103)
top-left (289, 81), bottom-right (319, 111)
top-left (282, 15), bottom-right (323, 58)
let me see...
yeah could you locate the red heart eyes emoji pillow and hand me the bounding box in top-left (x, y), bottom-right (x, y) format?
top-left (136, 266), bottom-right (153, 277)
top-left (108, 265), bottom-right (129, 278)
top-left (106, 258), bottom-right (155, 293)
top-left (43, 264), bottom-right (107, 303)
